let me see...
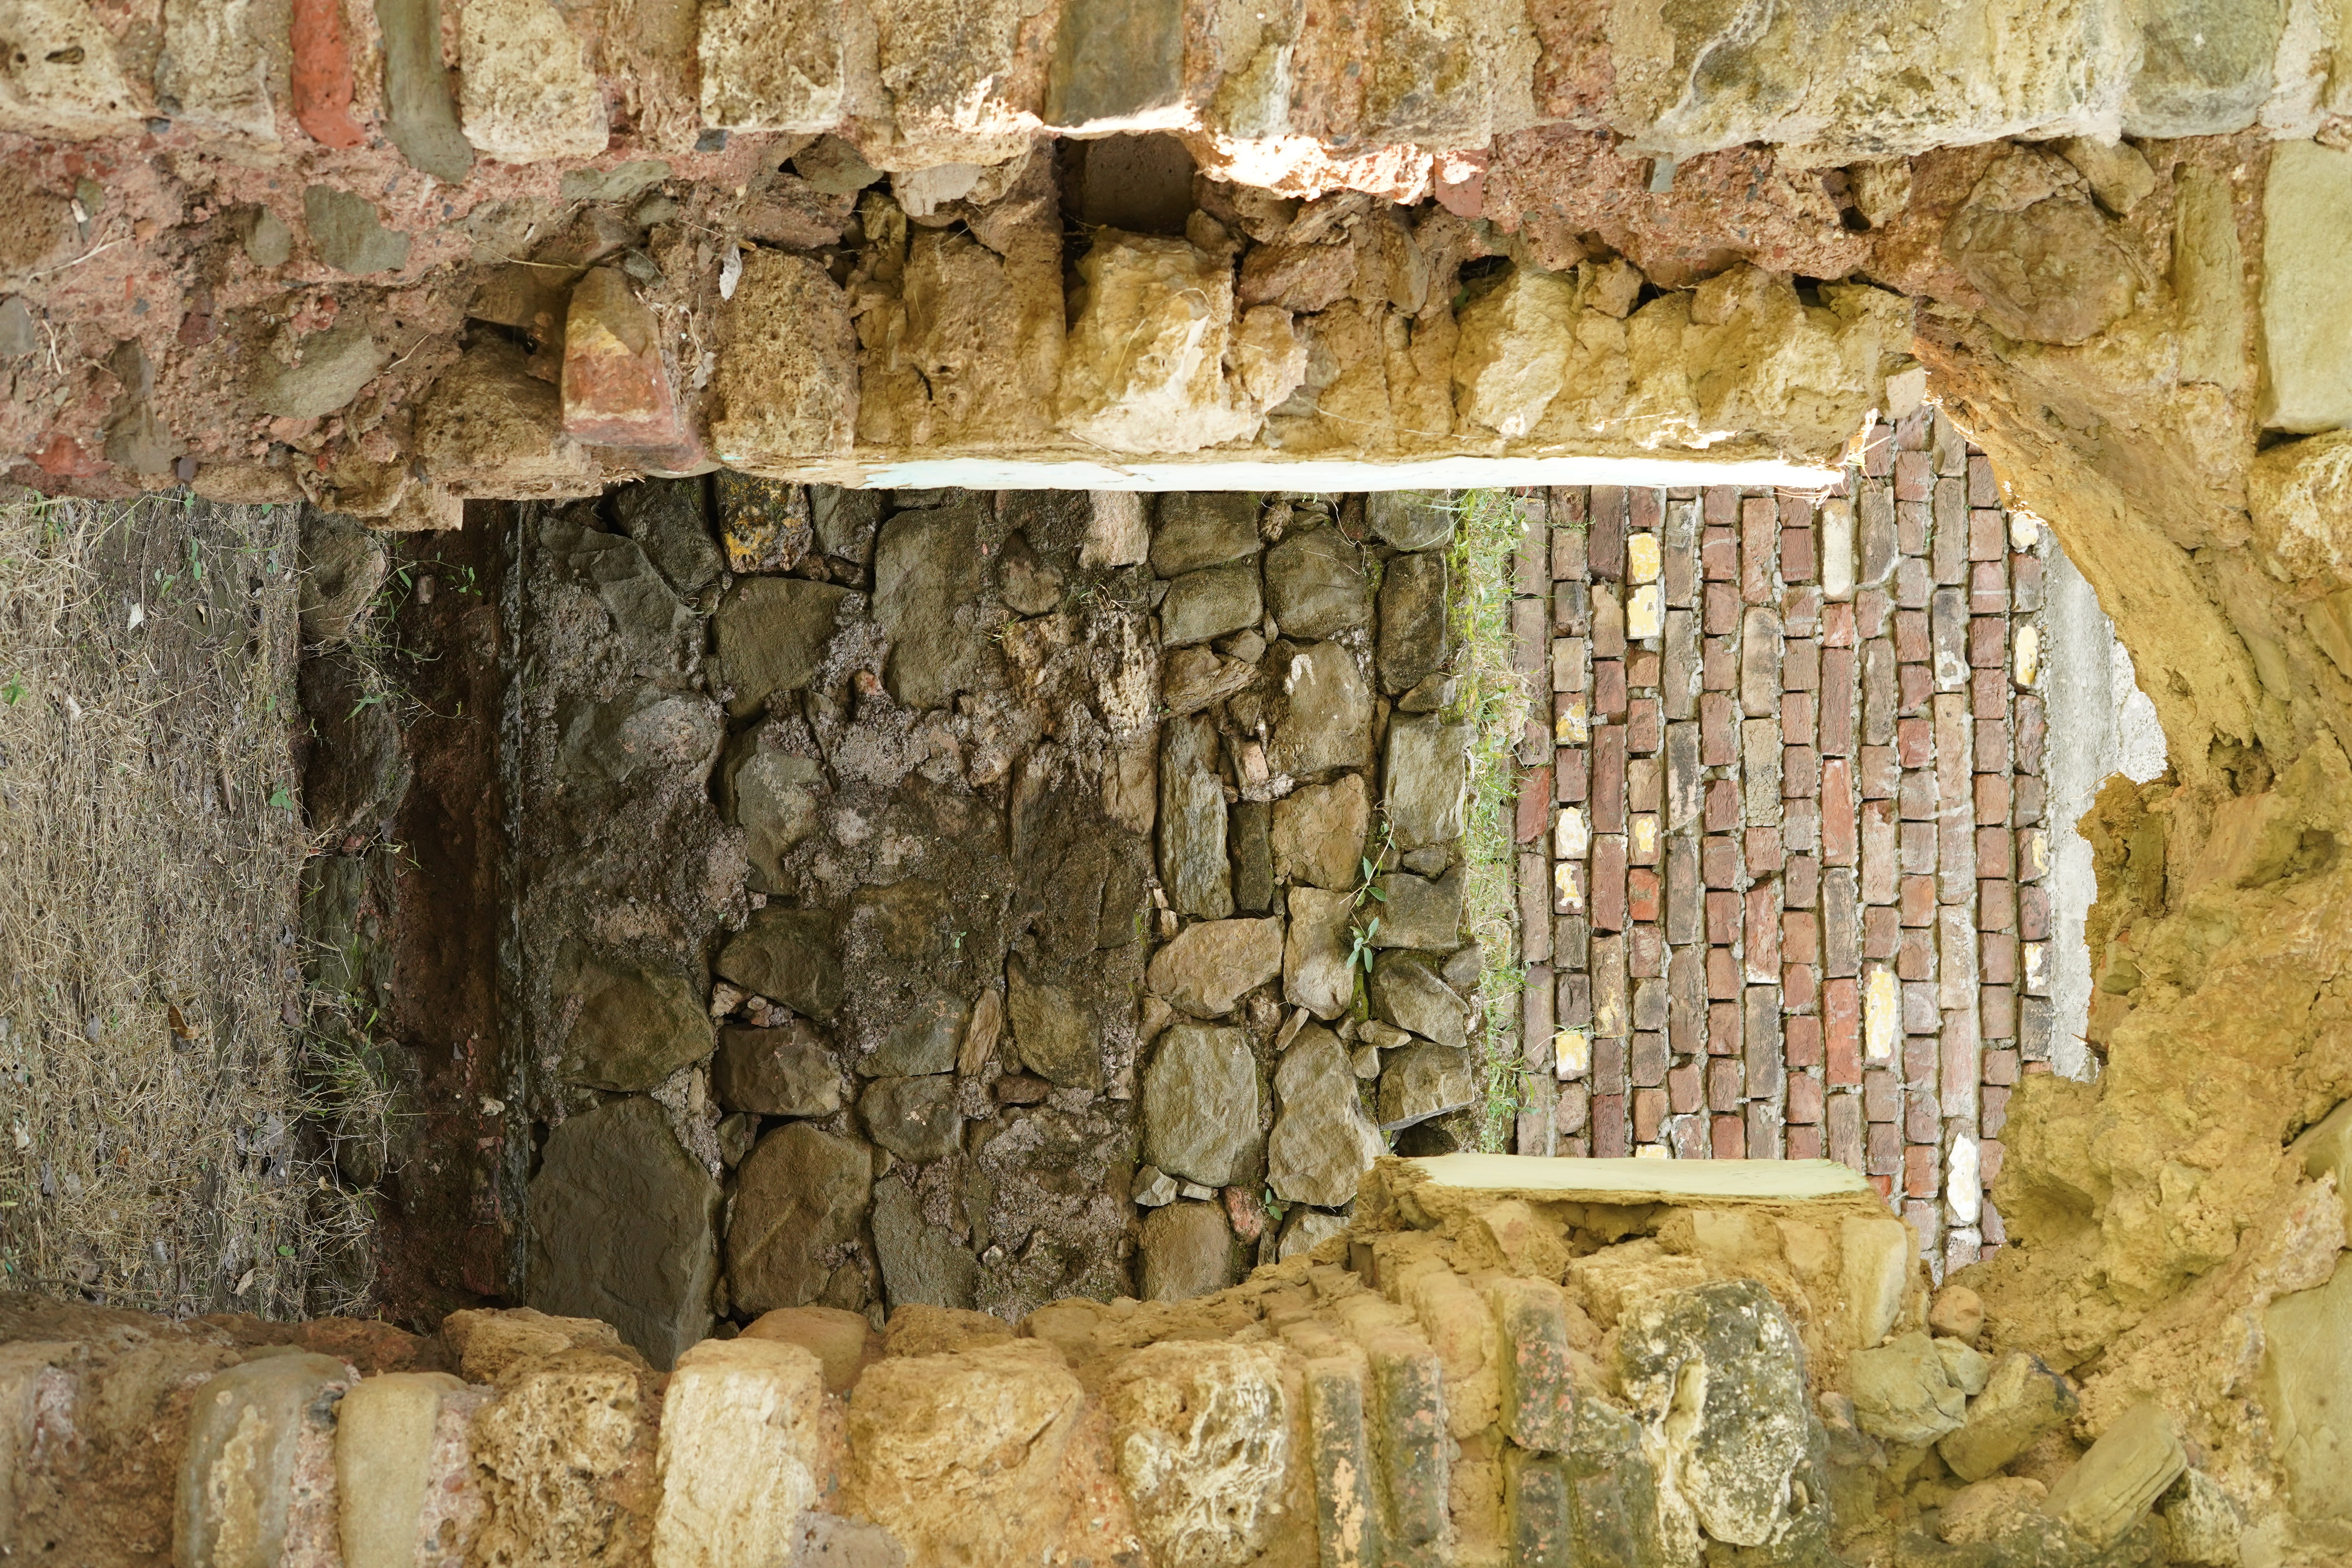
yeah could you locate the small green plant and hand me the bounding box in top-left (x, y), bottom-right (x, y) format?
top-left (0, 673), bottom-right (24, 706)
top-left (1345, 916), bottom-right (1380, 977)
top-left (267, 784), bottom-right (296, 812)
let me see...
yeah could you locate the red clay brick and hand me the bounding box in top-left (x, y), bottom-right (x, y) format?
top-left (1706, 1057), bottom-right (1743, 1111)
top-left (1593, 1036), bottom-right (1627, 1095)
top-left (1708, 999), bottom-right (1742, 1054)
top-left (1783, 585), bottom-right (1822, 639)
top-left (2013, 774), bottom-right (2046, 827)
top-left (2012, 552), bottom-right (2046, 613)
top-left (1975, 773), bottom-right (2011, 828)
top-left (1705, 778), bottom-right (1741, 833)
top-left (1967, 454), bottom-right (1998, 507)
top-left (1703, 836), bottom-right (1741, 889)
top-left (1863, 904), bottom-right (1901, 958)
top-left (1983, 1045), bottom-right (2020, 1086)
top-left (1593, 727), bottom-right (1627, 831)
top-left (1969, 559), bottom-right (2007, 614)
top-left (1594, 659), bottom-right (1627, 717)
top-left (1702, 525), bottom-right (1738, 580)
top-left (1860, 422), bottom-right (1894, 479)
top-left (1784, 961), bottom-right (1818, 1012)
top-left (1783, 639), bottom-right (1821, 693)
top-left (1784, 853), bottom-right (1820, 910)
top-left (1783, 911), bottom-right (1821, 966)
top-left (1858, 745), bottom-right (1898, 800)
top-left (1821, 760), bottom-right (1858, 864)
top-left (1704, 579), bottom-right (1740, 636)
top-left (1781, 526), bottom-right (1817, 583)
top-left (1592, 1097), bottom-right (1628, 1157)
top-left (1982, 986), bottom-right (2016, 1040)
top-left (1712, 1114), bottom-right (1748, 1159)
top-left (1982, 931), bottom-right (2018, 987)
top-left (1857, 586), bottom-right (1891, 641)
top-left (1893, 450), bottom-right (1933, 502)
top-left (1699, 693), bottom-right (1739, 766)
top-left (1747, 825), bottom-right (1784, 875)
top-left (1894, 611), bottom-right (1931, 664)
top-left (1980, 1137), bottom-right (2005, 1186)
top-left (1707, 946), bottom-right (1740, 1004)
top-left (1627, 695), bottom-right (1661, 754)
top-left (1898, 769), bottom-right (1936, 822)
top-left (1786, 795), bottom-right (1821, 857)
top-left (1975, 826), bottom-right (2015, 879)
top-left (1982, 1086), bottom-right (2010, 1139)
top-left (1976, 720), bottom-right (2011, 774)
top-left (1826, 983), bottom-right (1862, 1084)
top-left (1968, 507), bottom-right (2005, 561)
top-left (1592, 836), bottom-right (1629, 931)
top-left (1517, 768), bottom-right (1552, 843)
top-left (1971, 666), bottom-right (2007, 720)
top-left (1820, 652), bottom-right (1856, 755)
top-left (1900, 875), bottom-right (1936, 926)
top-left (292, 0), bottom-right (369, 148)
top-left (1783, 744), bottom-right (1821, 799)
top-left (1782, 691), bottom-right (1817, 747)
top-left (1893, 716), bottom-right (1930, 770)
top-left (1788, 1123), bottom-right (1826, 1160)
top-left (1788, 1073), bottom-right (1825, 1124)
top-left (1552, 516), bottom-right (1588, 579)
top-left (1864, 1068), bottom-right (1900, 1122)
top-left (1786, 1014), bottom-right (1824, 1069)
top-left (1868, 1123), bottom-right (1901, 1176)
top-left (1746, 887), bottom-right (1782, 980)
top-left (1632, 1087), bottom-right (1666, 1143)
top-left (1628, 868), bottom-right (1662, 924)
top-left (1899, 661), bottom-right (1934, 714)
top-left (1969, 615), bottom-right (2007, 668)
top-left (1590, 487), bottom-right (1627, 578)
top-left (1555, 746), bottom-right (1588, 803)
top-left (1904, 1143), bottom-right (1939, 1198)
top-left (1896, 926), bottom-right (1936, 981)
top-left (1704, 488), bottom-right (1739, 528)
top-left (1628, 648), bottom-right (1661, 688)
top-left (1822, 600), bottom-right (1857, 649)
top-left (1630, 487), bottom-right (1663, 534)
top-left (1706, 889), bottom-right (1740, 945)
top-left (1980, 878), bottom-right (2017, 933)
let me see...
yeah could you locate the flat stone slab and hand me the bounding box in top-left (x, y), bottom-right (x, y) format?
top-left (1393, 1153), bottom-right (1875, 1204)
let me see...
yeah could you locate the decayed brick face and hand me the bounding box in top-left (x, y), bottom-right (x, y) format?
top-left (1512, 408), bottom-right (2052, 1282)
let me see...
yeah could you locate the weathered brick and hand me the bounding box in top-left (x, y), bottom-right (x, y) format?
top-left (1863, 1065), bottom-right (1900, 1121)
top-left (1982, 986), bottom-right (2016, 1042)
top-left (1490, 1280), bottom-right (1576, 1452)
top-left (1900, 819), bottom-right (1936, 876)
top-left (1667, 1061), bottom-right (1704, 1114)
top-left (1743, 886), bottom-right (1780, 982)
top-left (1904, 979), bottom-right (1941, 1036)
top-left (1894, 450), bottom-right (1933, 503)
top-left (1516, 768), bottom-right (1552, 844)
top-left (1592, 835), bottom-right (1628, 931)
top-left (1632, 1086), bottom-right (1666, 1143)
top-left (1974, 773), bottom-right (2011, 829)
top-left (1900, 874), bottom-right (1936, 926)
top-left (1904, 1146), bottom-right (1939, 1201)
top-left (1823, 869), bottom-right (1860, 976)
top-left (1967, 456), bottom-right (1998, 508)
top-left (1707, 950), bottom-right (1741, 1007)
top-left (1740, 497), bottom-right (1778, 601)
top-left (1519, 853), bottom-right (1553, 963)
top-left (1782, 525), bottom-right (1817, 584)
top-left (1558, 971), bottom-right (1592, 1028)
top-left (1662, 610), bottom-right (1700, 719)
top-left (1783, 744), bottom-right (1821, 800)
top-left (1512, 597), bottom-right (1549, 676)
top-left (1554, 579), bottom-right (1591, 635)
top-left (1742, 720), bottom-right (1782, 824)
top-left (1823, 599), bottom-right (1857, 649)
top-left (1628, 648), bottom-right (1659, 687)
top-left (1866, 1121), bottom-right (1902, 1178)
top-left (1743, 986), bottom-right (1784, 1098)
top-left (1784, 853), bottom-right (1820, 910)
top-left (1982, 1087), bottom-right (2010, 1140)
top-left (1588, 486), bottom-right (1627, 579)
top-left (1896, 553), bottom-right (1932, 612)
top-left (2013, 775), bottom-right (2046, 827)
top-left (1713, 1114), bottom-right (1748, 1159)
top-left (1969, 559), bottom-right (2007, 615)
top-left (1593, 658), bottom-right (1627, 717)
top-left (1665, 838), bottom-right (1702, 946)
top-left (1592, 1096), bottom-right (1628, 1156)
top-left (1862, 641), bottom-right (1897, 746)
top-left (1702, 634), bottom-right (1737, 692)
top-left (1553, 637), bottom-right (1590, 695)
top-left (1818, 650), bottom-right (1857, 756)
top-left (1938, 906), bottom-right (1978, 1011)
top-left (1787, 1072), bottom-right (1824, 1125)
top-left (1628, 757), bottom-right (1662, 818)
top-left (1930, 588), bottom-right (1971, 690)
top-left (1662, 499), bottom-right (1699, 607)
top-left (1898, 769), bottom-right (1936, 822)
top-left (1783, 910), bottom-right (1822, 968)
top-left (1941, 1008), bottom-right (1981, 1125)
top-left (1897, 926), bottom-right (1936, 982)
top-left (1554, 744), bottom-right (1588, 803)
top-left (1705, 779), bottom-right (1740, 834)
top-left (1705, 888), bottom-right (1740, 947)
top-left (1975, 720), bottom-right (2012, 775)
top-left (1553, 859), bottom-right (1586, 917)
top-left (1304, 1354), bottom-right (1380, 1567)
top-left (1858, 485), bottom-right (1897, 586)
top-left (2020, 996), bottom-right (2054, 1060)
top-left (1627, 867), bottom-right (1661, 924)
top-left (1701, 836), bottom-right (1740, 889)
top-left (1701, 524), bottom-right (1738, 581)
top-left (1555, 914), bottom-right (1590, 969)
top-left (1746, 1100), bottom-right (1786, 1159)
top-left (1593, 727), bottom-right (1627, 832)
top-left (1705, 1056), bottom-right (1743, 1112)
top-left (1551, 512), bottom-right (1588, 580)
top-left (1980, 878), bottom-right (2017, 933)
top-left (1982, 929), bottom-right (2018, 986)
top-left (1971, 666), bottom-right (2007, 720)
top-left (1786, 1014), bottom-right (1823, 1071)
top-left (1826, 980), bottom-right (1862, 1083)
top-left (1704, 578), bottom-right (1740, 636)
top-left (1708, 999), bottom-right (1742, 1056)
top-left (1968, 614), bottom-right (2007, 669)
top-left (1782, 691), bottom-right (1817, 750)
top-left (1523, 967), bottom-right (1555, 1067)
top-left (1861, 803), bottom-right (1899, 903)
top-left (1895, 609), bottom-right (1932, 665)
top-left (1929, 480), bottom-right (1966, 587)
top-left (1664, 726), bottom-right (1703, 837)
top-left (1630, 924), bottom-right (1665, 979)
top-left (2011, 552), bottom-right (2045, 613)
top-left (1858, 745), bottom-right (1898, 801)
top-left (1516, 499), bottom-right (1550, 597)
top-left (1821, 760), bottom-right (1858, 867)
top-left (1668, 946), bottom-right (1706, 1052)
top-left (1630, 1032), bottom-right (1668, 1087)
top-left (1891, 715), bottom-right (1929, 769)
top-left (1904, 1085), bottom-right (1940, 1144)
top-left (1699, 693), bottom-right (1738, 767)
top-left (1747, 824), bottom-right (1784, 877)
top-left (1782, 642), bottom-right (1821, 701)
top-left (1900, 661), bottom-right (1935, 715)
top-left (1967, 506), bottom-right (2006, 561)
top-left (1857, 585), bottom-right (1892, 641)
top-left (1592, 584), bottom-right (1626, 659)
top-left (1828, 1092), bottom-right (1865, 1169)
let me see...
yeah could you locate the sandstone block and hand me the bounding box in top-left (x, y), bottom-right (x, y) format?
top-left (1103, 1342), bottom-right (1293, 1563)
top-left (457, 0), bottom-right (606, 160)
top-left (1303, 1352), bottom-right (1381, 1568)
top-left (1849, 1330), bottom-right (1965, 1444)
top-left (652, 1338), bottom-right (827, 1568)
top-left (2248, 428), bottom-right (2352, 591)
top-left (337, 1371), bottom-right (485, 1568)
top-left (1615, 1279), bottom-right (1814, 1549)
top-left (470, 1349), bottom-right (657, 1568)
top-left (2259, 1252), bottom-right (2352, 1520)
top-left (554, 947), bottom-right (711, 1092)
top-left (2122, 0), bottom-right (2284, 136)
top-left (527, 1096), bottom-right (720, 1368)
top-left (1453, 264), bottom-right (1580, 438)
top-left (160, 0), bottom-right (275, 141)
top-left (2042, 1401), bottom-right (2186, 1548)
top-left (697, 0), bottom-right (844, 130)
top-left (175, 1353), bottom-right (352, 1568)
top-left (441, 1306), bottom-right (626, 1383)
top-left (741, 1306), bottom-right (875, 1396)
top-left (0, 0), bottom-right (145, 136)
top-left (712, 250), bottom-right (859, 462)
top-left (1938, 1350), bottom-right (2079, 1482)
top-left (849, 1344), bottom-right (1083, 1567)
top-left (1057, 232), bottom-right (1262, 454)
top-left (416, 339), bottom-right (598, 499)
top-left (1489, 1279), bottom-right (1575, 1454)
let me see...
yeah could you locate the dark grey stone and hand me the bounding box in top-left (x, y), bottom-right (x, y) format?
top-left (1263, 527), bottom-right (1371, 639)
top-left (1231, 799), bottom-right (1274, 916)
top-left (871, 1174), bottom-right (978, 1310)
top-left (1383, 716), bottom-right (1468, 851)
top-left (1268, 641), bottom-right (1373, 778)
top-left (614, 478), bottom-right (725, 601)
top-left (728, 1122), bottom-right (872, 1314)
top-left (1047, 0), bottom-right (1183, 127)
top-left (1159, 713), bottom-right (1232, 918)
top-left (713, 1021), bottom-right (842, 1117)
top-left (260, 318), bottom-right (388, 419)
top-left (1376, 550), bottom-right (1449, 695)
top-left (867, 989), bottom-right (968, 1077)
top-left (1371, 869), bottom-right (1462, 951)
top-left (555, 944), bottom-right (711, 1091)
top-left (860, 1074), bottom-right (962, 1163)
top-left (810, 484), bottom-right (884, 563)
top-left (1368, 954), bottom-right (1468, 1050)
top-left (875, 499), bottom-right (989, 708)
top-left (1365, 492), bottom-right (1454, 551)
top-left (528, 1095), bottom-right (719, 1368)
top-left (1142, 1022), bottom-right (1262, 1186)
top-left (716, 577), bottom-right (854, 718)
top-left (1375, 1043), bottom-right (1475, 1130)
top-left (716, 907), bottom-right (843, 1018)
top-left (375, 0), bottom-right (473, 180)
top-left (1149, 492), bottom-right (1261, 576)
top-left (302, 185), bottom-right (412, 275)
top-left (1161, 561), bottom-right (1263, 647)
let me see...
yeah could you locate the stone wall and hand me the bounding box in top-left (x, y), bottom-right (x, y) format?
top-left (0, 1156), bottom-right (2244, 1564)
top-left (510, 481), bottom-right (1505, 1365)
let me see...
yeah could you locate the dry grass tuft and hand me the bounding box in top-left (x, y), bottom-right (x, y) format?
top-left (0, 492), bottom-right (345, 1318)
